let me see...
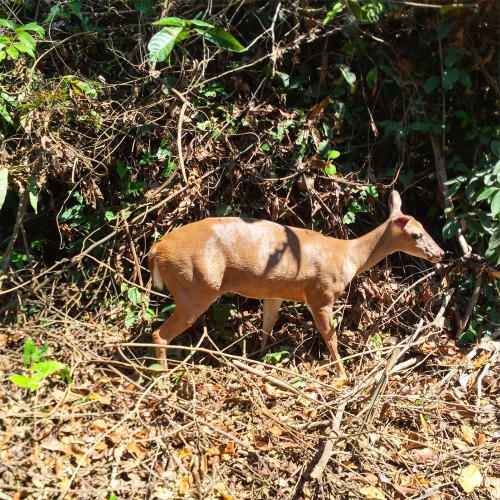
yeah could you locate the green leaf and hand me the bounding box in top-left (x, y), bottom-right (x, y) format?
top-left (476, 187), bottom-right (499, 202)
top-left (0, 167), bottom-right (7, 211)
top-left (189, 19), bottom-right (215, 29)
top-left (32, 360), bottom-right (67, 377)
top-left (23, 337), bottom-right (38, 366)
top-left (28, 174), bottom-right (38, 214)
top-left (0, 19), bottom-right (16, 29)
top-left (10, 374), bottom-right (40, 390)
top-left (153, 17), bottom-right (189, 27)
top-left (15, 22), bottom-right (45, 36)
top-left (366, 67), bottom-right (378, 89)
top-left (199, 26), bottom-right (245, 52)
top-left (149, 363), bottom-right (164, 371)
top-left (443, 67), bottom-right (460, 90)
top-left (325, 164), bottom-right (337, 176)
top-left (424, 76), bottom-right (440, 94)
top-left (212, 303), bottom-right (237, 327)
top-left (491, 140), bottom-right (500, 158)
top-left (15, 30), bottom-right (37, 50)
top-left (327, 149), bottom-right (341, 160)
top-left (12, 43), bottom-right (34, 57)
top-left (133, 0), bottom-right (155, 16)
top-left (338, 64), bottom-right (356, 86)
top-left (6, 45), bottom-right (19, 60)
top-left (127, 286), bottom-right (142, 305)
top-left (148, 26), bottom-right (187, 62)
top-left (442, 220), bottom-right (460, 240)
top-left (324, 2), bottom-right (344, 24)
top-left (491, 190), bottom-right (500, 217)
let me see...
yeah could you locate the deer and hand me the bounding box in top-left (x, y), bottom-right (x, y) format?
top-left (148, 190), bottom-right (444, 379)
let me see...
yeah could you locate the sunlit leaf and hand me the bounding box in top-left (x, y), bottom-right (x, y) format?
top-left (28, 174), bottom-right (38, 214)
top-left (148, 26), bottom-right (187, 62)
top-left (198, 26), bottom-right (245, 52)
top-left (338, 64), bottom-right (356, 86)
top-left (458, 464), bottom-right (482, 493)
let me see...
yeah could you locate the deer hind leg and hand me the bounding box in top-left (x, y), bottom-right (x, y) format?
top-left (261, 299), bottom-right (283, 350)
top-left (309, 303), bottom-right (347, 380)
top-left (153, 294), bottom-right (217, 369)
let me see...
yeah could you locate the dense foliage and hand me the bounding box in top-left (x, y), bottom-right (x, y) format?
top-left (0, 1), bottom-right (498, 340)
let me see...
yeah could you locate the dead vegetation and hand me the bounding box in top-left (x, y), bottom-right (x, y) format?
top-left (0, 1), bottom-right (499, 499)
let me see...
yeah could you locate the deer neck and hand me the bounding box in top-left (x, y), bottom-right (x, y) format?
top-left (347, 220), bottom-right (398, 276)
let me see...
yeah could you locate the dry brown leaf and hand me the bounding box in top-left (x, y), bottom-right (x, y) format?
top-left (179, 474), bottom-right (191, 495)
top-left (360, 485), bottom-right (385, 499)
top-left (125, 441), bottom-right (148, 460)
top-left (207, 446), bottom-right (220, 457)
top-left (478, 433), bottom-right (487, 446)
top-left (460, 425), bottom-right (476, 446)
top-left (458, 464), bottom-right (482, 493)
top-left (268, 426), bottom-right (283, 436)
top-left (452, 437), bottom-right (468, 450)
top-left (486, 476), bottom-right (500, 499)
top-left (411, 447), bottom-right (436, 463)
top-left (107, 432), bottom-right (122, 446)
top-left (214, 482), bottom-right (235, 500)
top-left (420, 414), bottom-right (429, 438)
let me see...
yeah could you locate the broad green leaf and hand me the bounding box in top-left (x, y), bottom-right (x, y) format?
top-left (148, 26), bottom-right (187, 62)
top-left (327, 149), bottom-right (341, 160)
top-left (28, 174), bottom-right (38, 214)
top-left (149, 363), bottom-right (164, 371)
top-left (488, 231), bottom-right (500, 250)
top-left (189, 19), bottom-right (215, 29)
top-left (0, 19), bottom-right (16, 29)
top-left (13, 43), bottom-right (34, 57)
top-left (325, 164), bottom-right (337, 176)
top-left (491, 190), bottom-right (500, 217)
top-left (15, 30), bottom-right (36, 49)
top-left (127, 286), bottom-right (142, 305)
top-left (10, 374), bottom-right (40, 390)
top-left (32, 360), bottom-right (67, 376)
top-left (133, 0), bottom-right (155, 16)
top-left (443, 67), bottom-right (460, 90)
top-left (199, 27), bottom-right (245, 52)
top-left (154, 17), bottom-right (188, 27)
top-left (338, 64), bottom-right (356, 86)
top-left (476, 187), bottom-right (499, 202)
top-left (491, 140), bottom-right (500, 158)
top-left (0, 168), bottom-right (7, 211)
top-left (6, 45), bottom-right (19, 60)
top-left (15, 22), bottom-right (45, 36)
top-left (442, 220), bottom-right (460, 240)
top-left (424, 76), bottom-right (440, 94)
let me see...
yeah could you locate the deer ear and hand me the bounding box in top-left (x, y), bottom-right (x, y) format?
top-left (389, 191), bottom-right (402, 214)
top-left (392, 216), bottom-right (411, 231)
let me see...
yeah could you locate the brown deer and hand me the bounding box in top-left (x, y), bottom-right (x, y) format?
top-left (148, 191), bottom-right (444, 378)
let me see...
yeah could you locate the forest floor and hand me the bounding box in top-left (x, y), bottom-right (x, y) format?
top-left (1, 276), bottom-right (499, 500)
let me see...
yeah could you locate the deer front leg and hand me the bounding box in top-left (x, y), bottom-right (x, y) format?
top-left (309, 303), bottom-right (347, 380)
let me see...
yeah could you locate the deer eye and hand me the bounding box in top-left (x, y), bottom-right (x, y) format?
top-left (412, 232), bottom-right (423, 240)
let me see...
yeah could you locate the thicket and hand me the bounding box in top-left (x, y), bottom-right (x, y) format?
top-left (0, 0), bottom-right (498, 342)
